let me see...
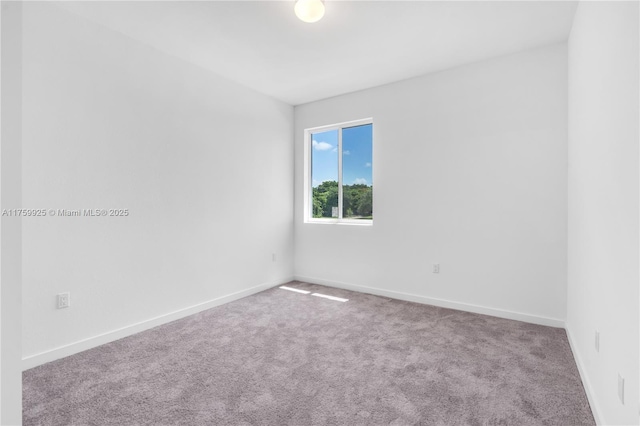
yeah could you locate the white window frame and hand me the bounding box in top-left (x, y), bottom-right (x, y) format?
top-left (303, 118), bottom-right (373, 225)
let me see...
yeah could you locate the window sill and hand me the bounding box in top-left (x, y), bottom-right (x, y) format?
top-left (304, 219), bottom-right (373, 226)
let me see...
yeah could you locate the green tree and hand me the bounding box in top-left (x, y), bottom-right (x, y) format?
top-left (312, 181), bottom-right (338, 218)
top-left (356, 187), bottom-right (373, 217)
top-left (313, 181), bottom-right (372, 219)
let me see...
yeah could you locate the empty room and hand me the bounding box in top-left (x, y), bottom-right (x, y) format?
top-left (0, 0), bottom-right (638, 425)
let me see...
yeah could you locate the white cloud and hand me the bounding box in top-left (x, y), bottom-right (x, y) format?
top-left (312, 140), bottom-right (333, 151)
top-left (332, 147), bottom-right (338, 152)
top-left (354, 178), bottom-right (368, 185)
top-left (343, 150), bottom-right (350, 155)
top-left (365, 162), bottom-right (372, 167)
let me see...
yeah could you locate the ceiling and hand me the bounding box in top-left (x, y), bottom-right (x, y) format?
top-left (56, 1), bottom-right (578, 105)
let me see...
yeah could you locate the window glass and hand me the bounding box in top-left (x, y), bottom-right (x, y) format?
top-left (342, 124), bottom-right (373, 220)
top-left (311, 129), bottom-right (339, 218)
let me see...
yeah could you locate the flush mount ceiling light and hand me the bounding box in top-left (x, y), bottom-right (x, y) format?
top-left (294, 0), bottom-right (325, 23)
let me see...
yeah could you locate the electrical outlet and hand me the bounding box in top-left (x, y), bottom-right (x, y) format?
top-left (57, 292), bottom-right (70, 309)
top-left (433, 264), bottom-right (440, 273)
top-left (272, 253), bottom-right (276, 262)
top-left (595, 330), bottom-right (600, 352)
top-left (618, 374), bottom-right (625, 404)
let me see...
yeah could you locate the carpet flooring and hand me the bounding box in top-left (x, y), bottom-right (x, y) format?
top-left (23, 282), bottom-right (594, 425)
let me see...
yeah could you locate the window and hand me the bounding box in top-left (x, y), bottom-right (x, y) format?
top-left (304, 118), bottom-right (373, 224)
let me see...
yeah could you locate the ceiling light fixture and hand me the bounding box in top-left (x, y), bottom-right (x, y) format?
top-left (294, 0), bottom-right (325, 23)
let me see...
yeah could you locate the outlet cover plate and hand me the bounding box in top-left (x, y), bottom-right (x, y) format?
top-left (57, 292), bottom-right (70, 309)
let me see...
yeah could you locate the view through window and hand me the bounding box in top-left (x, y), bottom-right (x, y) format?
top-left (309, 120), bottom-right (373, 222)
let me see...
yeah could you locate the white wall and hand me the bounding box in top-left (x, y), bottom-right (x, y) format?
top-left (566, 2), bottom-right (639, 425)
top-left (21, 3), bottom-right (294, 366)
top-left (294, 44), bottom-right (569, 326)
top-left (1, 2), bottom-right (24, 423)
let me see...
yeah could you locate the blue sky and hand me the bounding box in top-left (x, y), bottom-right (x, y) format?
top-left (311, 124), bottom-right (373, 187)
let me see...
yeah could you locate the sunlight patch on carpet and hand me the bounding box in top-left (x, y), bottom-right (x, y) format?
top-left (279, 286), bottom-right (311, 294)
top-left (311, 293), bottom-right (349, 302)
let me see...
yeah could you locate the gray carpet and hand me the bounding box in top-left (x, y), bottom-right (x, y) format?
top-left (23, 282), bottom-right (594, 425)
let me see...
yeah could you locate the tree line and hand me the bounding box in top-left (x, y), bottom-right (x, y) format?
top-left (312, 181), bottom-right (372, 219)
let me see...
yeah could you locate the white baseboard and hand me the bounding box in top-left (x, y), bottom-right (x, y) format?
top-left (565, 325), bottom-right (603, 425)
top-left (294, 275), bottom-right (565, 328)
top-left (22, 277), bottom-right (293, 371)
